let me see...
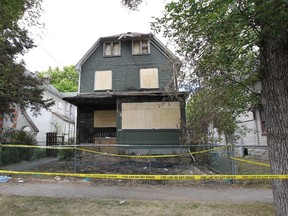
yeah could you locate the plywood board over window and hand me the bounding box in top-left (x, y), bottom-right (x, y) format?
top-left (140, 68), bottom-right (159, 89)
top-left (94, 110), bottom-right (117, 128)
top-left (94, 70), bottom-right (112, 90)
top-left (122, 102), bottom-right (180, 129)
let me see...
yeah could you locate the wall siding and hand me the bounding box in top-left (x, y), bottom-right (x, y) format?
top-left (117, 129), bottom-right (180, 145)
top-left (80, 40), bottom-right (173, 93)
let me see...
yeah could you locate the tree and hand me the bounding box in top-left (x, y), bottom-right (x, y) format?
top-left (38, 65), bottom-right (79, 92)
top-left (0, 0), bottom-right (53, 116)
top-left (152, 1), bottom-right (288, 215)
top-left (123, 0), bottom-right (288, 214)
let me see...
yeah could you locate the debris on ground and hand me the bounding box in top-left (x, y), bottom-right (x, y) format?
top-left (0, 175), bottom-right (12, 183)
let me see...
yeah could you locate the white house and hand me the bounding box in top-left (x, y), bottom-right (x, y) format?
top-left (0, 84), bottom-right (77, 145)
top-left (235, 109), bottom-right (267, 146)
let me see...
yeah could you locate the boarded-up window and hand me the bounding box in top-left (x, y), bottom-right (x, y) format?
top-left (140, 68), bottom-right (159, 89)
top-left (94, 70), bottom-right (112, 90)
top-left (132, 40), bottom-right (150, 55)
top-left (94, 110), bottom-right (117, 128)
top-left (122, 102), bottom-right (180, 129)
top-left (104, 42), bottom-right (120, 56)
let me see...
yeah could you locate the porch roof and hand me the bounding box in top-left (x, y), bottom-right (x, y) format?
top-left (63, 91), bottom-right (188, 106)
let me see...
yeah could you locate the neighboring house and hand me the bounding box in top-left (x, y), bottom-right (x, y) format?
top-left (236, 109), bottom-right (267, 146)
top-left (218, 109), bottom-right (267, 146)
top-left (64, 32), bottom-right (187, 148)
top-left (0, 84), bottom-right (76, 145)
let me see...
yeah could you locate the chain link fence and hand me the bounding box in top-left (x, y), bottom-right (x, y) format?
top-left (0, 143), bottom-right (271, 177)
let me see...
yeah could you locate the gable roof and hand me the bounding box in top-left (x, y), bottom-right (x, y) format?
top-left (75, 32), bottom-right (181, 71)
top-left (20, 108), bottom-right (39, 133)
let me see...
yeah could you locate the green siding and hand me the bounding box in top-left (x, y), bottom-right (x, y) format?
top-left (80, 40), bottom-right (173, 93)
top-left (117, 129), bottom-right (180, 145)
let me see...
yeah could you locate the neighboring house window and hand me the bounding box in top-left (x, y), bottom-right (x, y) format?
top-left (103, 41), bottom-right (120, 56)
top-left (140, 68), bottom-right (159, 89)
top-left (57, 101), bottom-right (63, 109)
top-left (94, 70), bottom-right (112, 90)
top-left (132, 40), bottom-right (150, 55)
top-left (259, 109), bottom-right (266, 135)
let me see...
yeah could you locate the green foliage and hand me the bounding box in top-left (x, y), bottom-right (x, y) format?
top-left (0, 128), bottom-right (37, 165)
top-left (0, 128), bottom-right (37, 145)
top-left (38, 65), bottom-right (79, 92)
top-left (0, 0), bottom-right (54, 115)
top-left (152, 0), bottom-right (287, 142)
top-left (57, 138), bottom-right (80, 161)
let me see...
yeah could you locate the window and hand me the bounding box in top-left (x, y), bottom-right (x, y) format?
top-left (122, 102), bottom-right (180, 129)
top-left (57, 101), bottom-right (63, 109)
top-left (94, 70), bottom-right (112, 90)
top-left (103, 41), bottom-right (120, 56)
top-left (132, 40), bottom-right (150, 55)
top-left (140, 68), bottom-right (159, 89)
top-left (259, 109), bottom-right (266, 135)
top-left (94, 110), bottom-right (117, 128)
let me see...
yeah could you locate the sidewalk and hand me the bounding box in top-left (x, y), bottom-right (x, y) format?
top-left (0, 181), bottom-right (273, 203)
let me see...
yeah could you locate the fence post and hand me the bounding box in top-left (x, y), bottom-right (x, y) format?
top-left (149, 147), bottom-right (152, 174)
top-left (74, 143), bottom-right (77, 173)
top-left (0, 144), bottom-right (2, 166)
top-left (228, 144), bottom-right (237, 184)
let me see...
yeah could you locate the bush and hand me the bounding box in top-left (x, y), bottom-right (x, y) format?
top-left (0, 129), bottom-right (37, 165)
top-left (57, 138), bottom-right (81, 161)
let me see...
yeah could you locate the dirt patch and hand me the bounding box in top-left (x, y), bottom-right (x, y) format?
top-left (20, 154), bottom-right (222, 186)
top-left (1, 153), bottom-right (272, 188)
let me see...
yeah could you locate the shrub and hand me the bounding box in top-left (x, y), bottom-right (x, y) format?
top-left (0, 129), bottom-right (37, 165)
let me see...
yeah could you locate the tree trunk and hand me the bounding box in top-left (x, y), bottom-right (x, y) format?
top-left (260, 35), bottom-right (288, 215)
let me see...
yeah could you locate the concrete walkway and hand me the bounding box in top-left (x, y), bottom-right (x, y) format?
top-left (3, 158), bottom-right (58, 171)
top-left (0, 158), bottom-right (273, 203)
top-left (0, 181), bottom-right (273, 203)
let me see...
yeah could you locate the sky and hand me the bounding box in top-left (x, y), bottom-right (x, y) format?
top-left (23, 0), bottom-right (168, 72)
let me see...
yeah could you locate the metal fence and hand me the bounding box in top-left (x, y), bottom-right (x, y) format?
top-left (0, 144), bottom-right (271, 178)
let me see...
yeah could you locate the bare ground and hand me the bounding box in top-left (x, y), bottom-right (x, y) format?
top-left (0, 155), bottom-right (274, 203)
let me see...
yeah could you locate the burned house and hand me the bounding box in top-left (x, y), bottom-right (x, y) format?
top-left (64, 32), bottom-right (187, 148)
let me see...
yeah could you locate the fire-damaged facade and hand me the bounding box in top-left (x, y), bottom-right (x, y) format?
top-left (64, 32), bottom-right (187, 146)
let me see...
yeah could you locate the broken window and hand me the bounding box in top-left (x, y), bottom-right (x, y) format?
top-left (103, 41), bottom-right (120, 56)
top-left (132, 40), bottom-right (150, 55)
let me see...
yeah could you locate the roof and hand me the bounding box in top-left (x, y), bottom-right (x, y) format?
top-left (75, 32), bottom-right (181, 71)
top-left (21, 108), bottom-right (39, 133)
top-left (63, 91), bottom-right (188, 106)
top-left (52, 112), bottom-right (75, 123)
top-left (45, 84), bottom-right (63, 98)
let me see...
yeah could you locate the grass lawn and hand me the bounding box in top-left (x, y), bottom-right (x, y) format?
top-left (0, 194), bottom-right (274, 216)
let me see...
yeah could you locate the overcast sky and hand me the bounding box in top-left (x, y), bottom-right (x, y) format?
top-left (23, 0), bottom-right (168, 72)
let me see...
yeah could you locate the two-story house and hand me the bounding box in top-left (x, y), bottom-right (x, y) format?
top-left (0, 84), bottom-right (76, 145)
top-left (64, 32), bottom-right (187, 149)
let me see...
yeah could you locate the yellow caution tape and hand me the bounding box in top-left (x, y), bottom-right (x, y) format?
top-left (77, 147), bottom-right (180, 158)
top-left (77, 145), bottom-right (231, 158)
top-left (0, 169), bottom-right (286, 180)
top-left (229, 157), bottom-right (270, 167)
top-left (0, 144), bottom-right (231, 158)
top-left (0, 144), bottom-right (75, 150)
